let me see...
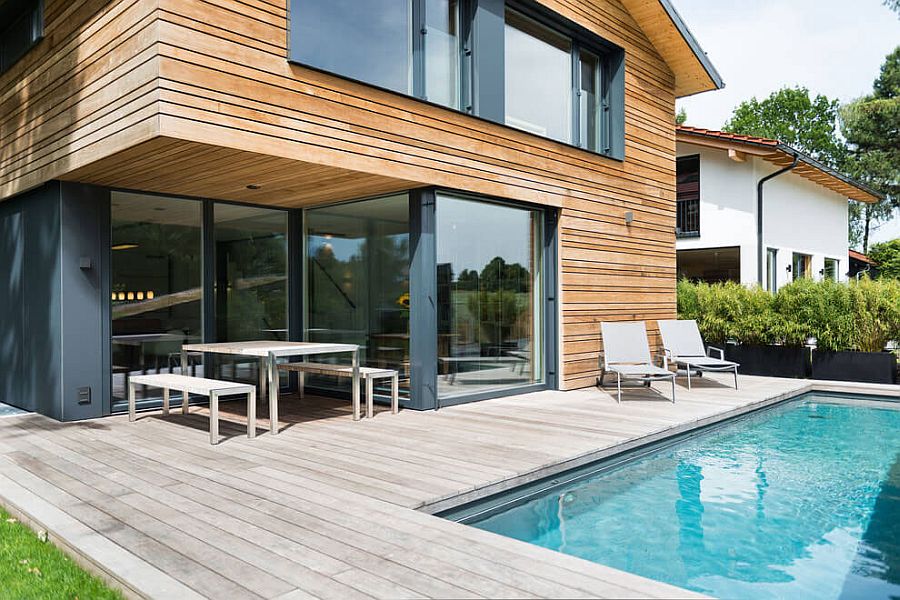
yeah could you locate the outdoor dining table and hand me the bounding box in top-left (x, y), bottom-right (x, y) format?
top-left (180, 341), bottom-right (361, 433)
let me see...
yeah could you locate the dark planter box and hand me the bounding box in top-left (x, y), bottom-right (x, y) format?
top-left (724, 344), bottom-right (811, 379)
top-left (811, 350), bottom-right (898, 385)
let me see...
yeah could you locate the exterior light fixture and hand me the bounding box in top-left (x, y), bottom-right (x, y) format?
top-left (624, 211), bottom-right (634, 225)
top-left (111, 243), bottom-right (139, 251)
top-left (146, 291), bottom-right (155, 300)
top-left (246, 184), bottom-right (261, 190)
top-left (117, 292), bottom-right (126, 301)
top-left (127, 292), bottom-right (135, 301)
top-left (137, 292), bottom-right (145, 300)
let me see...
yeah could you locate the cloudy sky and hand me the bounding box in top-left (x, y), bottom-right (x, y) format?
top-left (674, 0), bottom-right (900, 245)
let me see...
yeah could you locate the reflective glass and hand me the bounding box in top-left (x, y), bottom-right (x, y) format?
top-left (110, 193), bottom-right (202, 406)
top-left (579, 49), bottom-right (600, 150)
top-left (293, 0), bottom-right (412, 94)
top-left (504, 9), bottom-right (572, 143)
top-left (425, 0), bottom-right (460, 109)
top-left (306, 195), bottom-right (410, 399)
top-left (436, 195), bottom-right (543, 398)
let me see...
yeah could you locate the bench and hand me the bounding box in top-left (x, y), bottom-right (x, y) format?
top-left (277, 362), bottom-right (399, 420)
top-left (128, 374), bottom-right (258, 445)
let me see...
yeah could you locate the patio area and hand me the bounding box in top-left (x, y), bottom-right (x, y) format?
top-left (0, 374), bottom-right (887, 599)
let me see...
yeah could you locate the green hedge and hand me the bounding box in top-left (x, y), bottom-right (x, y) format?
top-left (676, 278), bottom-right (900, 352)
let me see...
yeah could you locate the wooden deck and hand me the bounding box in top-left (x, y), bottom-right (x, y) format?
top-left (0, 375), bottom-right (887, 599)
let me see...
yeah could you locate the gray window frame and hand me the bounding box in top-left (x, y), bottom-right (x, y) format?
top-left (287, 0), bottom-right (625, 160)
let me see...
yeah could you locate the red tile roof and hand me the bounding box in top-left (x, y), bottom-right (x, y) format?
top-left (676, 125), bottom-right (779, 147)
top-left (849, 250), bottom-right (875, 264)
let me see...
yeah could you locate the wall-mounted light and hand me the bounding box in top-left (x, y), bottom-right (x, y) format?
top-left (786, 265), bottom-right (792, 273)
top-left (624, 211), bottom-right (634, 225)
top-left (246, 184), bottom-right (262, 190)
top-left (111, 243), bottom-right (139, 251)
top-left (127, 292), bottom-right (135, 301)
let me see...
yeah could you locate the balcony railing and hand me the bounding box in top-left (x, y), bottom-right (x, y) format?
top-left (676, 198), bottom-right (700, 238)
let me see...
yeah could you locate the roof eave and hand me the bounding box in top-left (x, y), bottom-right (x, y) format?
top-left (658, 0), bottom-right (725, 93)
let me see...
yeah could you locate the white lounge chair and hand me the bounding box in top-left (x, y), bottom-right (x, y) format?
top-left (598, 321), bottom-right (676, 403)
top-left (658, 319), bottom-right (739, 390)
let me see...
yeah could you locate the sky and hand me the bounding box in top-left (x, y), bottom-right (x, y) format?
top-left (673, 0), bottom-right (900, 245)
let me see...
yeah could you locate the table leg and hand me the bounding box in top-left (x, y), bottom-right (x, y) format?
top-left (210, 391), bottom-right (219, 445)
top-left (162, 388), bottom-right (170, 416)
top-left (365, 377), bottom-right (374, 419)
top-left (128, 381), bottom-right (136, 422)
top-left (182, 387), bottom-right (189, 415)
top-left (259, 358), bottom-right (268, 406)
top-left (352, 349), bottom-right (360, 422)
top-left (392, 374), bottom-right (399, 414)
top-left (248, 388), bottom-right (256, 439)
top-left (180, 349), bottom-right (187, 376)
top-left (268, 352), bottom-right (278, 435)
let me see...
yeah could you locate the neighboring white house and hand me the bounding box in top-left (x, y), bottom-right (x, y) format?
top-left (674, 126), bottom-right (882, 291)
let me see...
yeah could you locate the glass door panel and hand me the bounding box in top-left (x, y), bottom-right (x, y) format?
top-left (436, 195), bottom-right (543, 399)
top-left (110, 192), bottom-right (202, 407)
top-left (305, 194), bottom-right (410, 399)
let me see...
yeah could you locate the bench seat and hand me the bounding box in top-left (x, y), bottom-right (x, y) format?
top-left (128, 374), bottom-right (259, 444)
top-left (278, 362), bottom-right (399, 419)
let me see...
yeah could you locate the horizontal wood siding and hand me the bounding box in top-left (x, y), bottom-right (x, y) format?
top-left (0, 0), bottom-right (163, 199)
top-left (1, 0), bottom-right (678, 390)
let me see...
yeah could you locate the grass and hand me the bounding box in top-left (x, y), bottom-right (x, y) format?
top-left (0, 506), bottom-right (123, 600)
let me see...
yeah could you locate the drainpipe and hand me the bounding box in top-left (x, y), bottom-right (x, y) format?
top-left (757, 154), bottom-right (799, 286)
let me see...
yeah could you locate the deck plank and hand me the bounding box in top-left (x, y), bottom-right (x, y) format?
top-left (0, 374), bottom-right (831, 599)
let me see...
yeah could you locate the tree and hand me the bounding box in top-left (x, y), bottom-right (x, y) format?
top-left (676, 107), bottom-right (688, 125)
top-left (723, 86), bottom-right (847, 168)
top-left (841, 47), bottom-right (900, 252)
top-left (885, 0), bottom-right (900, 15)
top-left (869, 239), bottom-right (900, 280)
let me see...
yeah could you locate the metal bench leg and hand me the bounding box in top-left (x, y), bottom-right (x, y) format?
top-left (210, 391), bottom-right (219, 445)
top-left (616, 373), bottom-right (622, 403)
top-left (259, 358), bottom-right (268, 406)
top-left (128, 381), bottom-right (136, 422)
top-left (268, 353), bottom-right (278, 435)
top-left (162, 387), bottom-right (170, 416)
top-left (391, 374), bottom-right (399, 414)
top-left (365, 377), bottom-right (374, 419)
top-left (734, 366), bottom-right (739, 390)
top-left (687, 366), bottom-right (692, 390)
top-left (671, 376), bottom-right (676, 403)
top-left (351, 350), bottom-right (360, 422)
top-left (299, 371), bottom-right (305, 400)
top-left (182, 388), bottom-right (190, 415)
top-left (248, 388), bottom-right (257, 439)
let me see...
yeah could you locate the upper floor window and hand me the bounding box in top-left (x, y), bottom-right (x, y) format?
top-left (0, 0), bottom-right (43, 74)
top-left (676, 155), bottom-right (700, 238)
top-left (293, 0), bottom-right (413, 94)
top-left (289, 0), bottom-right (624, 159)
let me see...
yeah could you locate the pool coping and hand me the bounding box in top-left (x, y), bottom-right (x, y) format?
top-left (421, 380), bottom-right (899, 516)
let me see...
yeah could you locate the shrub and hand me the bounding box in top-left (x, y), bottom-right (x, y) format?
top-left (676, 278), bottom-right (900, 352)
top-left (848, 276), bottom-right (900, 352)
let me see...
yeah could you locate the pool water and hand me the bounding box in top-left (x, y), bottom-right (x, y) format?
top-left (462, 395), bottom-right (900, 599)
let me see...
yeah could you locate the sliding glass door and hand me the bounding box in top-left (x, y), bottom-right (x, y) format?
top-left (436, 194), bottom-right (544, 399)
top-left (305, 194), bottom-right (411, 399)
top-left (110, 192), bottom-right (202, 406)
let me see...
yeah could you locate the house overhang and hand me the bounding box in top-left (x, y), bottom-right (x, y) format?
top-left (676, 126), bottom-right (883, 204)
top-left (620, 0), bottom-right (724, 97)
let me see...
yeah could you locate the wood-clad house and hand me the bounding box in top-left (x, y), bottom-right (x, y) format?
top-left (0, 0), bottom-right (721, 420)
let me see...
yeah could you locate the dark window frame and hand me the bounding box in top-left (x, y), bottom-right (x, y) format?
top-left (287, 0), bottom-right (625, 160)
top-left (0, 0), bottom-right (44, 74)
top-left (676, 154), bottom-right (700, 238)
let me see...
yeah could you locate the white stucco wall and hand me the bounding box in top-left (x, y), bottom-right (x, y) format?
top-left (675, 141), bottom-right (851, 289)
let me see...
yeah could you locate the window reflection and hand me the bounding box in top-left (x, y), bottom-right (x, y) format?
top-left (425, 0), bottom-right (460, 109)
top-left (213, 204), bottom-right (288, 383)
top-left (293, 0), bottom-right (412, 94)
top-left (504, 9), bottom-right (572, 143)
top-left (579, 49), bottom-right (601, 151)
top-left (306, 195), bottom-right (410, 399)
top-left (436, 195), bottom-right (543, 398)
top-left (110, 193), bottom-right (202, 406)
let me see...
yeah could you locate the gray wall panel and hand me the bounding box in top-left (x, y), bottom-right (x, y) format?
top-left (0, 209), bottom-right (26, 410)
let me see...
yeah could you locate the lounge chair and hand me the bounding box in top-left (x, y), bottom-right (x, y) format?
top-left (598, 321), bottom-right (676, 403)
top-left (658, 319), bottom-right (739, 390)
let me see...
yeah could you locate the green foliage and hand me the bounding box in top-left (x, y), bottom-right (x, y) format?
top-left (676, 279), bottom-right (900, 352)
top-left (869, 238), bottom-right (900, 280)
top-left (0, 507), bottom-right (123, 600)
top-left (885, 0), bottom-right (900, 15)
top-left (842, 47), bottom-right (900, 252)
top-left (676, 107), bottom-right (688, 125)
top-left (848, 276), bottom-right (900, 352)
top-left (723, 86), bottom-right (847, 168)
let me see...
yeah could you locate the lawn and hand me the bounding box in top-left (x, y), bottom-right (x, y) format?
top-left (0, 507), bottom-right (122, 600)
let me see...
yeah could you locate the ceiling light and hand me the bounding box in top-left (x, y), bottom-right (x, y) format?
top-left (111, 243), bottom-right (139, 251)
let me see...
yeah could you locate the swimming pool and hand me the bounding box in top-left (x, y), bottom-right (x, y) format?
top-left (443, 394), bottom-right (900, 599)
